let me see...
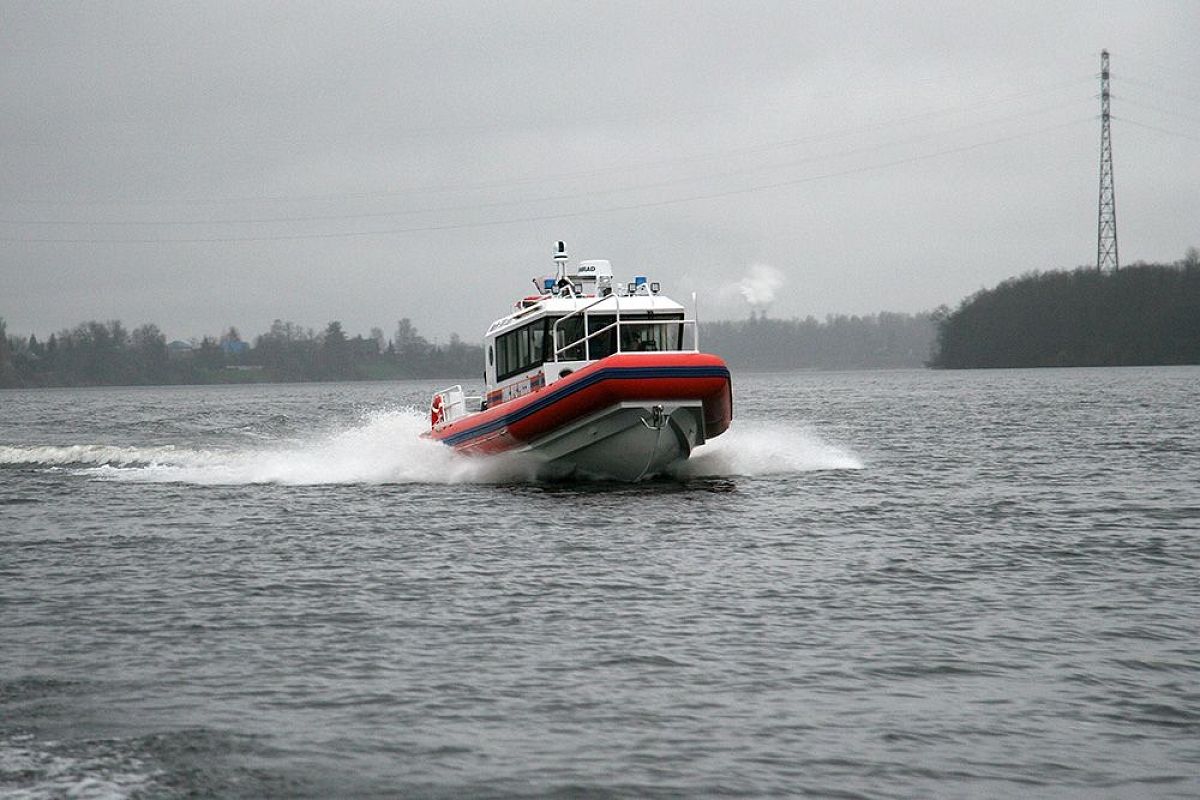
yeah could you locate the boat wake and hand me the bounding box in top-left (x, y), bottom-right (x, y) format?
top-left (0, 410), bottom-right (862, 486)
top-left (673, 420), bottom-right (864, 477)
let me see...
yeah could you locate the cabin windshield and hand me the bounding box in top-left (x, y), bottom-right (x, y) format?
top-left (551, 312), bottom-right (685, 361)
top-left (494, 312), bottom-right (688, 382)
top-left (618, 315), bottom-right (684, 352)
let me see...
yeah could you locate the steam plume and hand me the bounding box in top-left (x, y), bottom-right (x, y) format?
top-left (737, 263), bottom-right (785, 307)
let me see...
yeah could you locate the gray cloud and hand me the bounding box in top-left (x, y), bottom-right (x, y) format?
top-left (2, 1), bottom-right (1197, 342)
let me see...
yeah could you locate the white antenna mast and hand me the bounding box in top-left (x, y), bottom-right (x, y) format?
top-left (553, 240), bottom-right (569, 282)
top-left (692, 291), bottom-right (700, 351)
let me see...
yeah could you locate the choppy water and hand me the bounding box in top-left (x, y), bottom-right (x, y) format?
top-left (2, 368), bottom-right (1198, 799)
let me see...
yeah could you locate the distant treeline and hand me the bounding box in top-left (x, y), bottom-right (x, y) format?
top-left (13, 254), bottom-right (1193, 387)
top-left (704, 312), bottom-right (937, 370)
top-left (0, 317), bottom-right (482, 388)
top-left (2, 309), bottom-right (940, 388)
top-left (931, 256), bottom-right (1200, 368)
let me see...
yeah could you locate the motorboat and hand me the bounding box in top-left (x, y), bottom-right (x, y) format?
top-left (424, 242), bottom-right (732, 481)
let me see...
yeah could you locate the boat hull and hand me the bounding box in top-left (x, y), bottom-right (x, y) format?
top-left (528, 400), bottom-right (705, 481)
top-left (426, 352), bottom-right (732, 481)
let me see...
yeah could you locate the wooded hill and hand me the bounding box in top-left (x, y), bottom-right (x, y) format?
top-left (930, 257), bottom-right (1200, 369)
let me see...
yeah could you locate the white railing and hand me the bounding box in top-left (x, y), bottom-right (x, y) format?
top-left (551, 294), bottom-right (610, 361)
top-left (430, 384), bottom-right (483, 424)
top-left (551, 295), bottom-right (698, 361)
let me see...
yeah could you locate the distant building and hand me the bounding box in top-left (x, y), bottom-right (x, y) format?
top-left (221, 340), bottom-right (249, 356)
top-left (167, 340), bottom-right (194, 360)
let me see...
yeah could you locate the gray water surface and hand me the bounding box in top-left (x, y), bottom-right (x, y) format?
top-left (2, 368), bottom-right (1198, 798)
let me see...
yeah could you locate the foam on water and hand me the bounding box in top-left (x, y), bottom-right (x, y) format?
top-left (0, 735), bottom-right (156, 800)
top-left (0, 409), bottom-right (861, 485)
top-left (0, 444), bottom-right (192, 468)
top-left (674, 420), bottom-right (864, 477)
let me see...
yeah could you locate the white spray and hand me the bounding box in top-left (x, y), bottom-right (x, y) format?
top-left (1, 410), bottom-right (862, 485)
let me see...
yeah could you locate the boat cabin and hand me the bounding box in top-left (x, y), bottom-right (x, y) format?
top-left (450, 244), bottom-right (698, 414)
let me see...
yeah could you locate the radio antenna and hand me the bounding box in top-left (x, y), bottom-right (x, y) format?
top-left (553, 240), bottom-right (569, 281)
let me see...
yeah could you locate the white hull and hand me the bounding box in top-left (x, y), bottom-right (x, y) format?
top-left (521, 401), bottom-right (707, 481)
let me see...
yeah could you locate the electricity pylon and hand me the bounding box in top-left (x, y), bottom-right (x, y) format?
top-left (1097, 49), bottom-right (1119, 272)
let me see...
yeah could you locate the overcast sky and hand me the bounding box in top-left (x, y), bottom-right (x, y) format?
top-left (3, 1), bottom-right (1197, 343)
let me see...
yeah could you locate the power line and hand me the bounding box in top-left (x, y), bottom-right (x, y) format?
top-left (1113, 115), bottom-right (1200, 144)
top-left (1117, 74), bottom-right (1200, 105)
top-left (0, 99), bottom-right (1091, 228)
top-left (3, 76), bottom-right (1093, 210)
top-left (1114, 95), bottom-right (1200, 125)
top-left (1118, 55), bottom-right (1200, 90)
top-left (0, 118), bottom-right (1092, 245)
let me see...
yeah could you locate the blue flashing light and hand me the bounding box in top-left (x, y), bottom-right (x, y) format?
top-left (543, 278), bottom-right (555, 291)
top-left (634, 276), bottom-right (647, 286)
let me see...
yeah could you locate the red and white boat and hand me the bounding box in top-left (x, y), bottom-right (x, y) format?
top-left (424, 243), bottom-right (732, 481)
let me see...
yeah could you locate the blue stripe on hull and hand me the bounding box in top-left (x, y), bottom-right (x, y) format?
top-left (442, 364), bottom-right (730, 448)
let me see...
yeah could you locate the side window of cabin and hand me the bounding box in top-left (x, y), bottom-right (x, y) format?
top-left (520, 326), bottom-right (531, 368)
top-left (504, 331), bottom-right (524, 379)
top-left (530, 323), bottom-right (547, 364)
top-left (497, 319), bottom-right (549, 381)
